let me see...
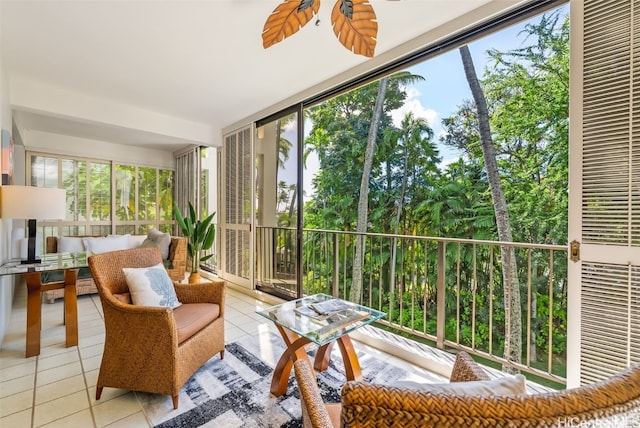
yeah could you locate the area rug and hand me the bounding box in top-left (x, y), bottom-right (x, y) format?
top-left (139, 332), bottom-right (435, 427)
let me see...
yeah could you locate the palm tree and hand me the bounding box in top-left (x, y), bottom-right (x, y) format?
top-left (349, 71), bottom-right (426, 303)
top-left (459, 45), bottom-right (522, 372)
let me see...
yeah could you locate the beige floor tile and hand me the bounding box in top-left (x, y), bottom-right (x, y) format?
top-left (101, 410), bottom-right (151, 428)
top-left (0, 349), bottom-right (32, 369)
top-left (78, 333), bottom-right (105, 349)
top-left (79, 342), bottom-right (104, 360)
top-left (225, 325), bottom-right (249, 343)
top-left (227, 313), bottom-right (259, 328)
top-left (78, 325), bottom-right (106, 339)
top-left (92, 392), bottom-right (144, 427)
top-left (0, 407), bottom-right (32, 428)
top-left (37, 348), bottom-right (80, 371)
top-left (0, 359), bottom-right (36, 382)
top-left (81, 354), bottom-right (102, 372)
top-left (38, 342), bottom-right (78, 359)
top-left (38, 408), bottom-right (95, 428)
top-left (33, 390), bottom-right (90, 427)
top-left (36, 361), bottom-right (83, 387)
top-left (0, 373), bottom-right (35, 398)
top-left (0, 389), bottom-right (34, 417)
top-left (35, 374), bottom-right (86, 405)
top-left (84, 368), bottom-right (99, 389)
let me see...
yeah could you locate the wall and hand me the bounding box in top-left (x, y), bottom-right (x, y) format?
top-left (0, 60), bottom-right (13, 344)
top-left (10, 76), bottom-right (215, 146)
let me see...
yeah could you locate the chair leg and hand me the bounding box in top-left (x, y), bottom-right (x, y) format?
top-left (96, 386), bottom-right (103, 400)
top-left (220, 349), bottom-right (225, 360)
top-left (172, 395), bottom-right (179, 409)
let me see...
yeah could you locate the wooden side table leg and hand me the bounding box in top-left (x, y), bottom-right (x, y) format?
top-left (63, 269), bottom-right (79, 348)
top-left (336, 335), bottom-right (362, 382)
top-left (314, 341), bottom-right (335, 372)
top-left (271, 330), bottom-right (311, 397)
top-left (23, 273), bottom-right (43, 358)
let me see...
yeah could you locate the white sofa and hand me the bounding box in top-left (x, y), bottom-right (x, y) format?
top-left (43, 231), bottom-right (187, 303)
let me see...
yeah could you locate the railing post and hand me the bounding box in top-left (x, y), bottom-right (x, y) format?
top-left (332, 233), bottom-right (339, 297)
top-left (436, 241), bottom-right (446, 349)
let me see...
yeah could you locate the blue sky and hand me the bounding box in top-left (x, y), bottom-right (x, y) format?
top-left (392, 12), bottom-right (559, 166)
top-left (298, 4), bottom-right (569, 199)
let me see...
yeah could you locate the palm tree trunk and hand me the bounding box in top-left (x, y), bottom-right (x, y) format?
top-left (459, 45), bottom-right (522, 372)
top-left (350, 77), bottom-right (388, 303)
top-left (389, 137), bottom-right (410, 296)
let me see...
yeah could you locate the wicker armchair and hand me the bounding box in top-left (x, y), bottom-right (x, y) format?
top-left (294, 353), bottom-right (640, 428)
top-left (88, 246), bottom-right (225, 409)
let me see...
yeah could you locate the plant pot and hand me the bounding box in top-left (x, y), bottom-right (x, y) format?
top-left (188, 272), bottom-right (201, 284)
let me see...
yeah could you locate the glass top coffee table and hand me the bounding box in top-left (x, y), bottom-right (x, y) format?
top-left (256, 293), bottom-right (386, 397)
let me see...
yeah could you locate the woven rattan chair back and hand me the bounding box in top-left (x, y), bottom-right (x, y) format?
top-left (89, 246), bottom-right (162, 297)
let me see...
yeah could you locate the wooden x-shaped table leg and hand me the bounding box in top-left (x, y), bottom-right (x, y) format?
top-left (270, 324), bottom-right (363, 397)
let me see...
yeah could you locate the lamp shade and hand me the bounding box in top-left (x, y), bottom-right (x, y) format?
top-left (0, 186), bottom-right (66, 220)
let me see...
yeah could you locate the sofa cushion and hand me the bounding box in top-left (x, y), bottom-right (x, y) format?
top-left (173, 303), bottom-right (219, 344)
top-left (140, 228), bottom-right (171, 260)
top-left (83, 234), bottom-right (132, 255)
top-left (123, 262), bottom-right (181, 309)
top-left (394, 374), bottom-right (527, 397)
top-left (57, 236), bottom-right (85, 253)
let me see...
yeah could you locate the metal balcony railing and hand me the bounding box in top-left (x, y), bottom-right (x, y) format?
top-left (258, 226), bottom-right (568, 385)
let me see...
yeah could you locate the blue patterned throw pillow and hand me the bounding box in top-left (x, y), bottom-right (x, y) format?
top-left (123, 263), bottom-right (182, 308)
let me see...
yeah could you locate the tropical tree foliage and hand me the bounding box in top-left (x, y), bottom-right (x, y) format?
top-left (298, 10), bottom-right (569, 372)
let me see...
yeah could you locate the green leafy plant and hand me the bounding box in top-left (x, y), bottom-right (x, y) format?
top-left (173, 202), bottom-right (216, 273)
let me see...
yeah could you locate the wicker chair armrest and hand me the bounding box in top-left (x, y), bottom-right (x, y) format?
top-left (294, 359), bottom-right (335, 428)
top-left (174, 280), bottom-right (225, 309)
top-left (341, 364), bottom-right (640, 427)
top-left (101, 298), bottom-right (178, 349)
top-left (449, 351), bottom-right (490, 382)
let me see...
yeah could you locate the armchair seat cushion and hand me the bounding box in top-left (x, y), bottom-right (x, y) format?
top-left (174, 303), bottom-right (220, 344)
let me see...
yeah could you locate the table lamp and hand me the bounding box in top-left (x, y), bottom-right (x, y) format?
top-left (0, 185), bottom-right (66, 264)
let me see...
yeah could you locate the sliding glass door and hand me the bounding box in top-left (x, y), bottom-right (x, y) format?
top-left (255, 110), bottom-right (301, 299)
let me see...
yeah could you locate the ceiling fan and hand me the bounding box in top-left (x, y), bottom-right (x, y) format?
top-left (262, 0), bottom-right (397, 58)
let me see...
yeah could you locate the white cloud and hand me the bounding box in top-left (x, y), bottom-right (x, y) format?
top-left (390, 86), bottom-right (438, 129)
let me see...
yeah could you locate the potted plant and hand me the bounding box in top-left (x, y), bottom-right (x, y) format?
top-left (173, 202), bottom-right (216, 283)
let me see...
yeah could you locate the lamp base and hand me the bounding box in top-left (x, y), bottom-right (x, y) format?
top-left (24, 218), bottom-right (40, 265)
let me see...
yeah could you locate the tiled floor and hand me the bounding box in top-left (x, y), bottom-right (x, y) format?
top-left (0, 281), bottom-right (443, 427)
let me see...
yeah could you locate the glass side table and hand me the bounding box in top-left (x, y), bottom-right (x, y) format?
top-left (256, 293), bottom-right (386, 397)
top-left (0, 252), bottom-right (88, 357)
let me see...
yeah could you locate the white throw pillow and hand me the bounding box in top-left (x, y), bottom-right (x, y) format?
top-left (140, 228), bottom-right (171, 259)
top-left (83, 234), bottom-right (131, 255)
top-left (129, 235), bottom-right (147, 247)
top-left (57, 236), bottom-right (85, 253)
top-left (123, 263), bottom-right (181, 309)
top-left (394, 374), bottom-right (527, 396)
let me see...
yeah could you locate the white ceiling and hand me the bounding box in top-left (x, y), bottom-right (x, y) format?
top-left (1, 0), bottom-right (518, 152)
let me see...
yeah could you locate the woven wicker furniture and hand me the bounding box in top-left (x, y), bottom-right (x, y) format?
top-left (88, 246), bottom-right (225, 409)
top-left (44, 235), bottom-right (187, 303)
top-left (294, 352), bottom-right (640, 428)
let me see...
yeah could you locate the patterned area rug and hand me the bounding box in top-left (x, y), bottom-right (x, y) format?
top-left (139, 332), bottom-right (431, 427)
